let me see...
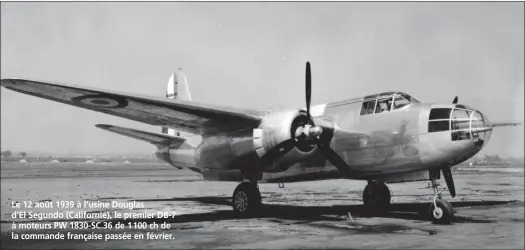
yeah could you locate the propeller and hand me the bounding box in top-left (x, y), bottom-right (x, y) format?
top-left (452, 96), bottom-right (458, 104)
top-left (261, 62), bottom-right (354, 177)
top-left (301, 62), bottom-right (354, 176)
top-left (442, 167), bottom-right (456, 198)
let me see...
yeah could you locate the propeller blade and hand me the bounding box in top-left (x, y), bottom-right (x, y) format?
top-left (317, 142), bottom-right (353, 177)
top-left (305, 62), bottom-right (312, 125)
top-left (442, 167), bottom-right (456, 198)
top-left (452, 96), bottom-right (458, 104)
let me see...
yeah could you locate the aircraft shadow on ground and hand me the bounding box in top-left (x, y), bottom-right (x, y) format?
top-left (132, 197), bottom-right (519, 225)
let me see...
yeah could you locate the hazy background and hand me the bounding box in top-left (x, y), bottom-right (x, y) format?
top-left (1, 2), bottom-right (523, 157)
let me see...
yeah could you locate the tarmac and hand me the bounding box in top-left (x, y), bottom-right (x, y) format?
top-left (1, 161), bottom-right (523, 249)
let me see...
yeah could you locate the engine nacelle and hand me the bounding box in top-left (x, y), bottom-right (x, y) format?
top-left (253, 109), bottom-right (317, 172)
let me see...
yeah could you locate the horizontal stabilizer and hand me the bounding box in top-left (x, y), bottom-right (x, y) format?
top-left (96, 124), bottom-right (185, 147)
top-left (491, 122), bottom-right (522, 127)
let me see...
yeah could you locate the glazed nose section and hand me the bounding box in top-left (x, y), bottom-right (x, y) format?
top-left (424, 106), bottom-right (490, 167)
top-left (470, 110), bottom-right (492, 149)
top-left (449, 107), bottom-right (493, 148)
top-left (424, 106), bottom-right (493, 167)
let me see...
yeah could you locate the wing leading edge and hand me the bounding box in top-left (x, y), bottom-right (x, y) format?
top-left (1, 79), bottom-right (267, 135)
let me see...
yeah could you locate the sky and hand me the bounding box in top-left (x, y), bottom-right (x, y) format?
top-left (1, 2), bottom-right (524, 157)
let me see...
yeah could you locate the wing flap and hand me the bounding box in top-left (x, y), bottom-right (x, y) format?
top-left (1, 79), bottom-right (266, 135)
top-left (96, 124), bottom-right (185, 147)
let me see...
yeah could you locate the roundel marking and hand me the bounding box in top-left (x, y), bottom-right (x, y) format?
top-left (90, 100), bottom-right (110, 105)
top-left (71, 94), bottom-right (129, 109)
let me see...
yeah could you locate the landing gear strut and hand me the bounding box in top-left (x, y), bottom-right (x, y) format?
top-left (362, 181), bottom-right (391, 212)
top-left (428, 178), bottom-right (454, 224)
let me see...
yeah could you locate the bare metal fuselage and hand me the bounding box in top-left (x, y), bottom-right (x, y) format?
top-left (156, 93), bottom-right (492, 183)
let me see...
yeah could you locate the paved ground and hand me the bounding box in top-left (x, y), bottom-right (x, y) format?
top-left (1, 162), bottom-right (523, 249)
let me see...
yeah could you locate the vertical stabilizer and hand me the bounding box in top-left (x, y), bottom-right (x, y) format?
top-left (166, 74), bottom-right (176, 98)
top-left (162, 68), bottom-right (193, 137)
top-left (177, 69), bottom-right (192, 101)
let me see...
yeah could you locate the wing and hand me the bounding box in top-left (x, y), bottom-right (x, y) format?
top-left (95, 124), bottom-right (185, 147)
top-left (1, 79), bottom-right (267, 135)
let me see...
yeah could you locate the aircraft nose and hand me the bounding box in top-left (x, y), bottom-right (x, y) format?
top-left (424, 105), bottom-right (494, 167)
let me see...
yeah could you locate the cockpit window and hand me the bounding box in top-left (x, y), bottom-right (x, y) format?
top-left (360, 92), bottom-right (419, 115)
top-left (393, 95), bottom-right (411, 109)
top-left (375, 98), bottom-right (392, 113)
top-left (360, 100), bottom-right (376, 115)
top-left (398, 93), bottom-right (420, 103)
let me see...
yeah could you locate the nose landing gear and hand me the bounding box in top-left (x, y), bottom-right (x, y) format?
top-left (428, 178), bottom-right (454, 224)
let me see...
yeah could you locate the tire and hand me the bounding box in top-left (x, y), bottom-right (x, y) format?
top-left (232, 182), bottom-right (261, 214)
top-left (429, 199), bottom-right (454, 224)
top-left (363, 182), bottom-right (391, 212)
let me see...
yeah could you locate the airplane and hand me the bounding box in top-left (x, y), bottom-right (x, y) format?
top-left (1, 62), bottom-right (521, 224)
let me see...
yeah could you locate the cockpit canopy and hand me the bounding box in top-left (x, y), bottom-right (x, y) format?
top-left (360, 92), bottom-right (420, 116)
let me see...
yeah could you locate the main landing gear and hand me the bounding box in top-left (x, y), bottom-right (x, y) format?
top-left (231, 175), bottom-right (454, 223)
top-left (232, 182), bottom-right (261, 215)
top-left (428, 178), bottom-right (454, 224)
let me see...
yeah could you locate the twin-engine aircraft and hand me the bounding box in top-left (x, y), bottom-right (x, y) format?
top-left (1, 62), bottom-right (520, 224)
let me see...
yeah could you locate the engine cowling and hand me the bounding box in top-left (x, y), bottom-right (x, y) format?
top-left (253, 109), bottom-right (318, 172)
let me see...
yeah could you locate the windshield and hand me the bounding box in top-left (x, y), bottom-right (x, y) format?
top-left (393, 95), bottom-right (410, 109)
top-left (398, 93), bottom-right (420, 103)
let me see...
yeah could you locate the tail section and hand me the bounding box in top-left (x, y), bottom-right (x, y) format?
top-left (166, 68), bottom-right (192, 101)
top-left (162, 68), bottom-right (193, 137)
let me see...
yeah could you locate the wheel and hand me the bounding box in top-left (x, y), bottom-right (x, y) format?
top-left (362, 181), bottom-right (391, 212)
top-left (232, 182), bottom-right (261, 215)
top-left (428, 199), bottom-right (454, 224)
